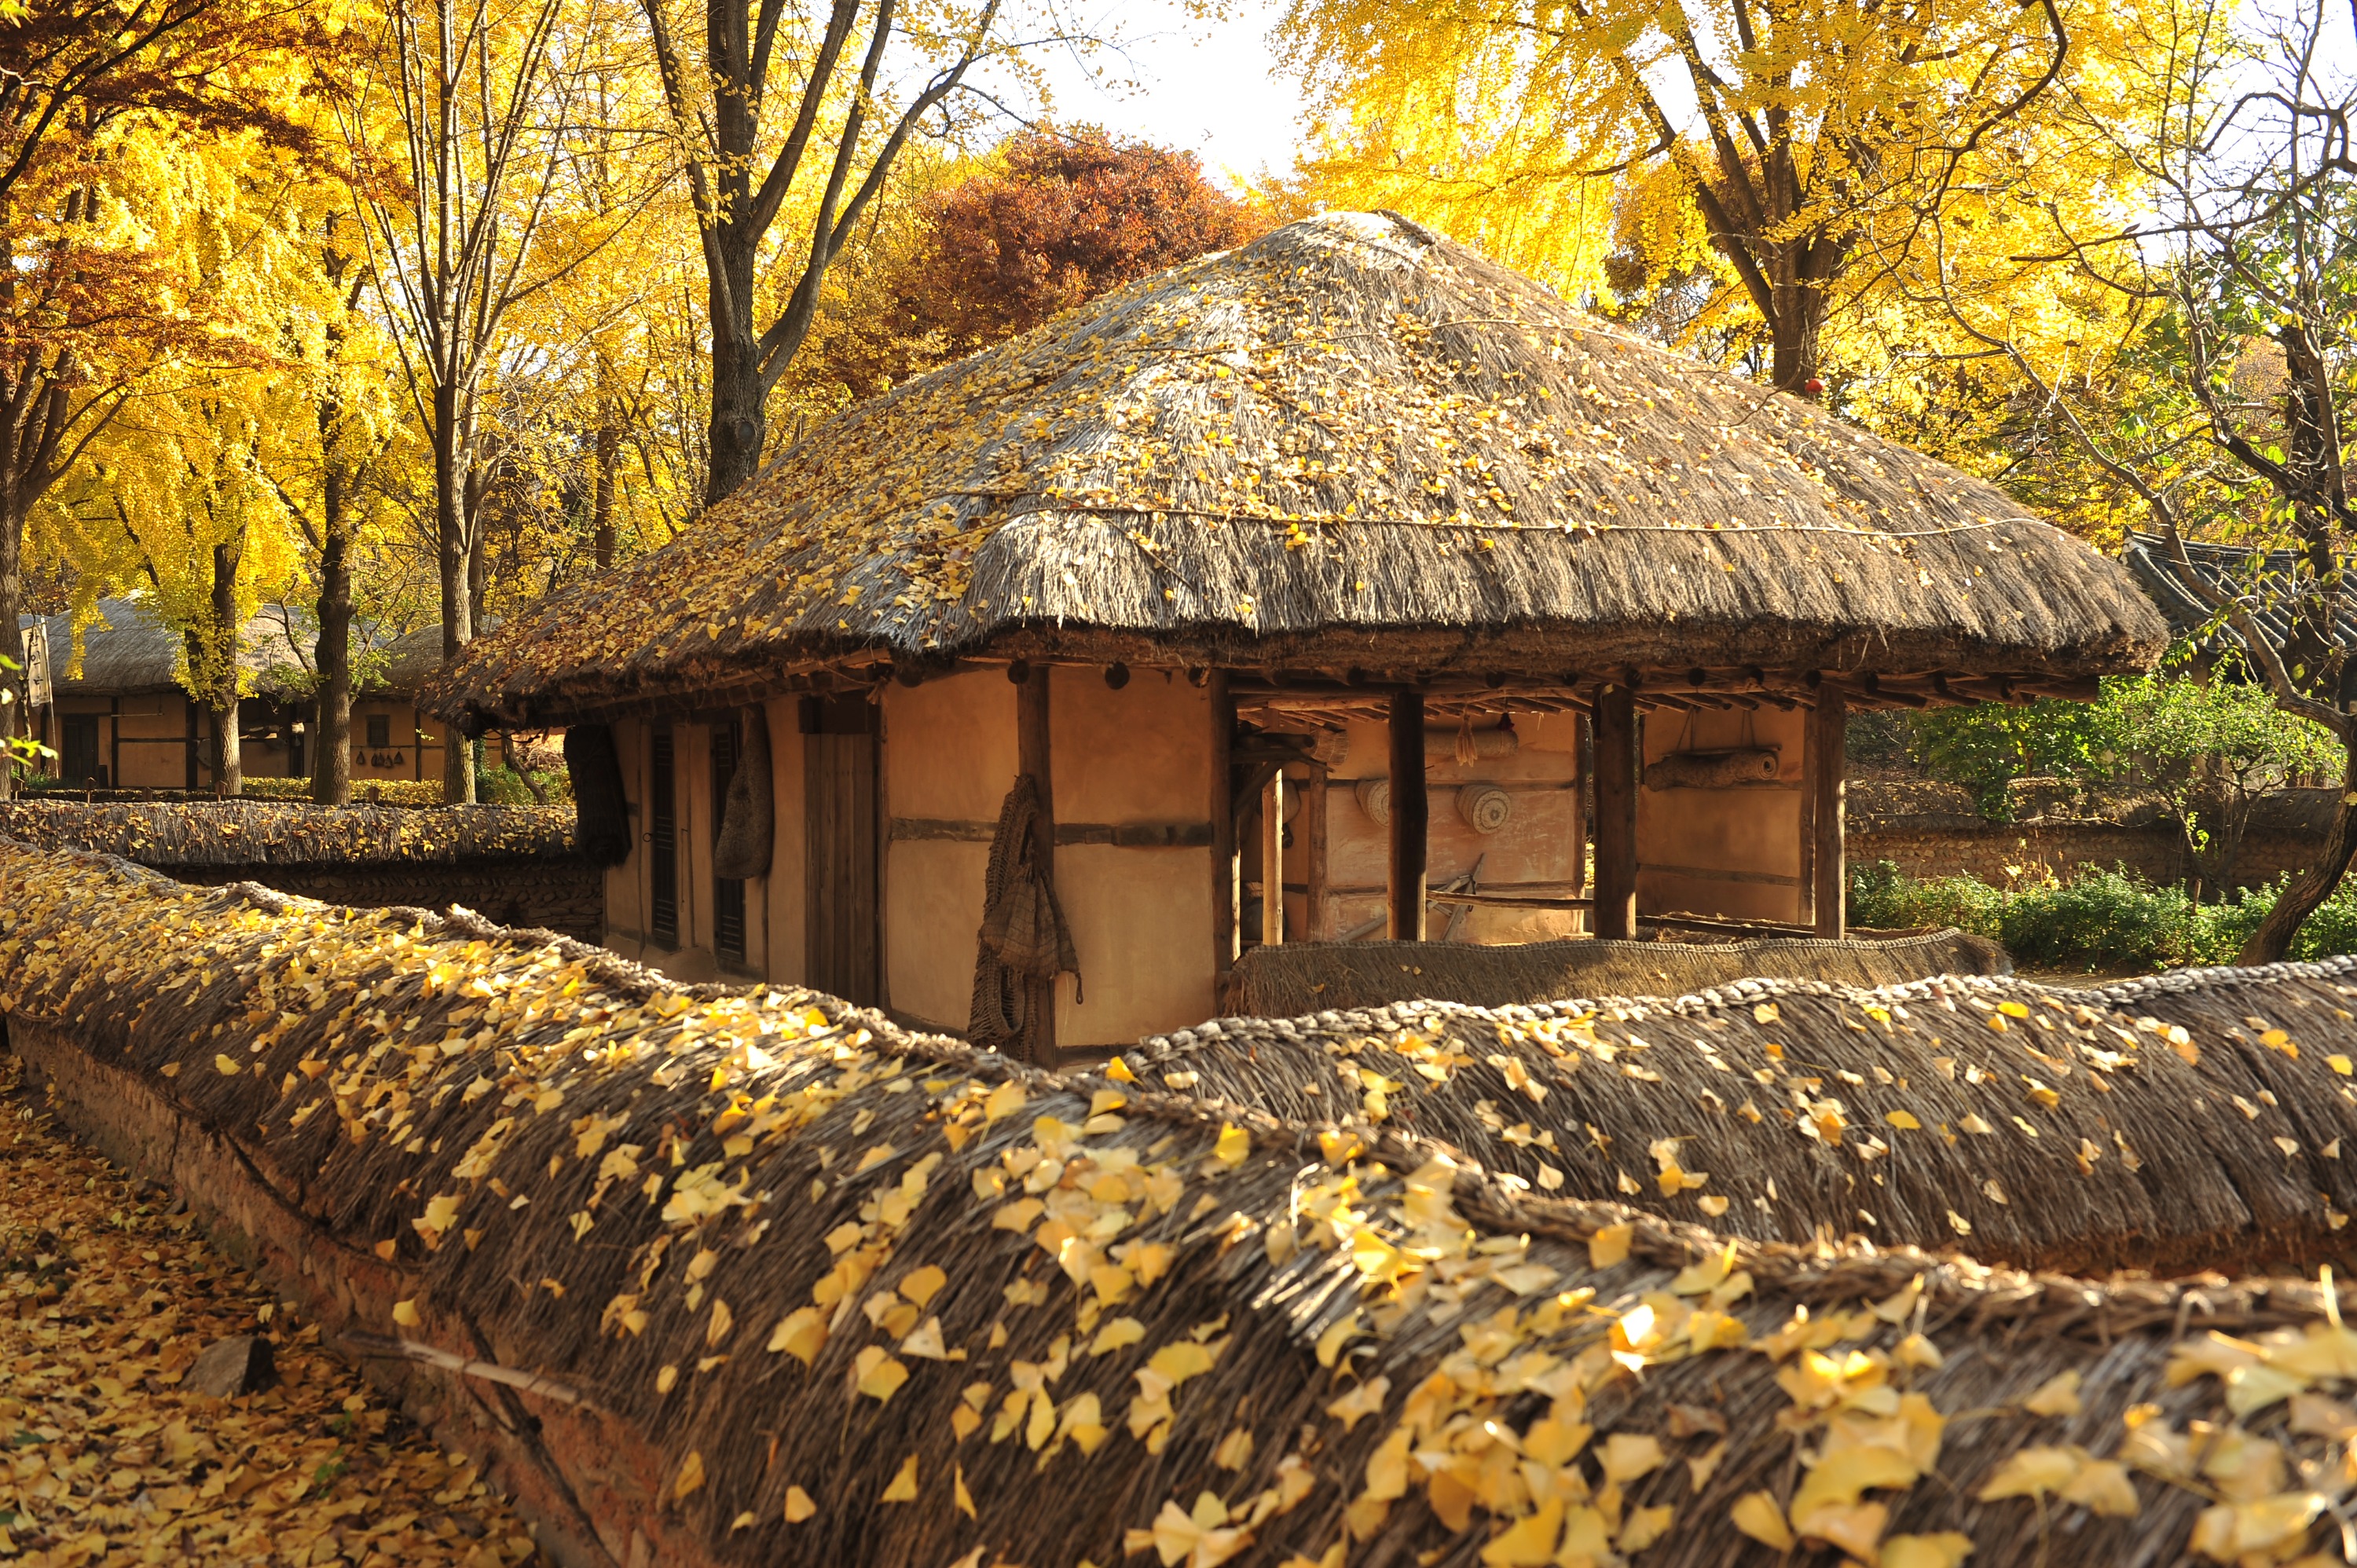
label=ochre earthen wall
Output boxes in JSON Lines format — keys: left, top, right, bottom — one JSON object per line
{"left": 1637, "top": 705, "right": 1806, "bottom": 925}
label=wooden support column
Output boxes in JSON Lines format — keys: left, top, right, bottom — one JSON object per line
{"left": 1387, "top": 687, "right": 1428, "bottom": 941}
{"left": 1811, "top": 690, "right": 1847, "bottom": 939}
{"left": 1592, "top": 684, "right": 1638, "bottom": 940}
{"left": 1017, "top": 666, "right": 1057, "bottom": 1058}
{"left": 1303, "top": 765, "right": 1329, "bottom": 941}
{"left": 1209, "top": 672, "right": 1237, "bottom": 976}
{"left": 1262, "top": 771, "right": 1285, "bottom": 946}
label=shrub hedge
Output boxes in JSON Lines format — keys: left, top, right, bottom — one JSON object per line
{"left": 1849, "top": 859, "right": 2357, "bottom": 970}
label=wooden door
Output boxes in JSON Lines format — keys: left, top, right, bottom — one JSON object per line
{"left": 803, "top": 698, "right": 878, "bottom": 1006}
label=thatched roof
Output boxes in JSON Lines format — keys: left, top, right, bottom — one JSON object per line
{"left": 0, "top": 801, "right": 577, "bottom": 865}
{"left": 1226, "top": 929, "right": 2010, "bottom": 1016}
{"left": 23, "top": 599, "right": 314, "bottom": 699}
{"left": 9, "top": 839, "right": 2357, "bottom": 1568}
{"left": 19, "top": 603, "right": 464, "bottom": 702}
{"left": 427, "top": 213, "right": 2166, "bottom": 726}
{"left": 1120, "top": 960, "right": 2357, "bottom": 1278}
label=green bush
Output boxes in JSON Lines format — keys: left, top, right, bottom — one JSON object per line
{"left": 1848, "top": 859, "right": 2357, "bottom": 972}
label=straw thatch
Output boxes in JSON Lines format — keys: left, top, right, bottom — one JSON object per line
{"left": 1226, "top": 930, "right": 2010, "bottom": 1016}
{"left": 24, "top": 599, "right": 316, "bottom": 698}
{"left": 425, "top": 213, "right": 2165, "bottom": 727}
{"left": 9, "top": 837, "right": 2357, "bottom": 1568}
{"left": 1119, "top": 963, "right": 2357, "bottom": 1278}
{"left": 0, "top": 800, "right": 577, "bottom": 866}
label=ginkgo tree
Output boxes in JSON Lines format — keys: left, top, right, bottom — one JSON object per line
{"left": 1280, "top": 0, "right": 2178, "bottom": 392}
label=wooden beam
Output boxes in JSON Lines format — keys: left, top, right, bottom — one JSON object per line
{"left": 1303, "top": 765, "right": 1329, "bottom": 941}
{"left": 1017, "top": 666, "right": 1056, "bottom": 1059}
{"left": 1810, "top": 690, "right": 1847, "bottom": 940}
{"left": 1387, "top": 687, "right": 1428, "bottom": 941}
{"left": 1262, "top": 769, "right": 1286, "bottom": 947}
{"left": 1591, "top": 684, "right": 1638, "bottom": 940}
{"left": 1209, "top": 672, "right": 1237, "bottom": 976}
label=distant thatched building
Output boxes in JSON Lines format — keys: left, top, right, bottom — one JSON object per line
{"left": 427, "top": 213, "right": 2166, "bottom": 1053}
{"left": 18, "top": 602, "right": 471, "bottom": 791}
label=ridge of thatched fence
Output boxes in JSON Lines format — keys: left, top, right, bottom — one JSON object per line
{"left": 7, "top": 838, "right": 2357, "bottom": 1567}
{"left": 1117, "top": 962, "right": 2357, "bottom": 1279}
{"left": 0, "top": 800, "right": 576, "bottom": 866}
{"left": 1223, "top": 929, "right": 2009, "bottom": 1016}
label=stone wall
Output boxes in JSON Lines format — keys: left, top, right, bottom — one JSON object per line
{"left": 1849, "top": 779, "right": 2333, "bottom": 893}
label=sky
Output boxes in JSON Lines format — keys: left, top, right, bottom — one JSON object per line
{"left": 1021, "top": 0, "right": 1309, "bottom": 191}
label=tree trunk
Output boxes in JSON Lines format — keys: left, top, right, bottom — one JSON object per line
{"left": 706, "top": 295, "right": 764, "bottom": 507}
{"left": 208, "top": 534, "right": 244, "bottom": 797}
{"left": 311, "top": 467, "right": 354, "bottom": 805}
{"left": 435, "top": 381, "right": 475, "bottom": 805}
{"left": 592, "top": 410, "right": 618, "bottom": 569}
{"left": 2239, "top": 738, "right": 2357, "bottom": 964}
{"left": 0, "top": 489, "right": 26, "bottom": 801}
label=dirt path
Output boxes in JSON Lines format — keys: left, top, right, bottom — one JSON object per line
{"left": 0, "top": 1056, "right": 541, "bottom": 1566}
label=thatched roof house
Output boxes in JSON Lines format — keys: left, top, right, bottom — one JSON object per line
{"left": 427, "top": 213, "right": 2167, "bottom": 1050}
{"left": 21, "top": 600, "right": 467, "bottom": 791}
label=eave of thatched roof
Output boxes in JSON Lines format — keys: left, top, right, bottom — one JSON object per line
{"left": 426, "top": 213, "right": 2167, "bottom": 726}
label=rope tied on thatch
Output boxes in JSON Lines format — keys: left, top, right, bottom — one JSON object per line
{"left": 970, "top": 774, "right": 1079, "bottom": 1059}
{"left": 16, "top": 837, "right": 2357, "bottom": 1568}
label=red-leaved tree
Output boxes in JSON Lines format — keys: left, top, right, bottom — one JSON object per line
{"left": 822, "top": 126, "right": 1266, "bottom": 399}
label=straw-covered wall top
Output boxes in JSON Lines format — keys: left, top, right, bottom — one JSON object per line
{"left": 427, "top": 213, "right": 2167, "bottom": 725}
{"left": 7, "top": 838, "right": 2357, "bottom": 1567}
{"left": 0, "top": 800, "right": 577, "bottom": 866}
{"left": 1120, "top": 962, "right": 2357, "bottom": 1278}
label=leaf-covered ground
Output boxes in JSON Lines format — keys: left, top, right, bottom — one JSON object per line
{"left": 0, "top": 1057, "right": 540, "bottom": 1566}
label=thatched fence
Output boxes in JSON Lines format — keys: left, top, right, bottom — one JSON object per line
{"left": 1224, "top": 929, "right": 2009, "bottom": 1016}
{"left": 6, "top": 837, "right": 2357, "bottom": 1568}
{"left": 1121, "top": 962, "right": 2357, "bottom": 1278}
{"left": 0, "top": 802, "right": 599, "bottom": 939}
{"left": 0, "top": 800, "right": 574, "bottom": 864}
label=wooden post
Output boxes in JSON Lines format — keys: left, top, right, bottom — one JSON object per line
{"left": 1017, "top": 666, "right": 1057, "bottom": 1058}
{"left": 1209, "top": 672, "right": 1237, "bottom": 976}
{"left": 1303, "top": 765, "right": 1329, "bottom": 941}
{"left": 1811, "top": 690, "right": 1847, "bottom": 939}
{"left": 1262, "top": 770, "right": 1285, "bottom": 946}
{"left": 1592, "top": 685, "right": 1638, "bottom": 940}
{"left": 1387, "top": 687, "right": 1428, "bottom": 941}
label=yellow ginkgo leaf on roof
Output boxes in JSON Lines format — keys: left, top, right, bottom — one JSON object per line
{"left": 783, "top": 1486, "right": 816, "bottom": 1522}
{"left": 881, "top": 1453, "right": 918, "bottom": 1502}
{"left": 1213, "top": 1123, "right": 1251, "bottom": 1166}
{"left": 2024, "top": 1369, "right": 2082, "bottom": 1417}
{"left": 1730, "top": 1491, "right": 1794, "bottom": 1550}
{"left": 855, "top": 1346, "right": 910, "bottom": 1402}
{"left": 1882, "top": 1532, "right": 1975, "bottom": 1568}
{"left": 1978, "top": 1445, "right": 2085, "bottom": 1501}
{"left": 899, "top": 1265, "right": 948, "bottom": 1306}
{"left": 1588, "top": 1222, "right": 1633, "bottom": 1269}
{"left": 673, "top": 1449, "right": 706, "bottom": 1500}
{"left": 1479, "top": 1497, "right": 1564, "bottom": 1565}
